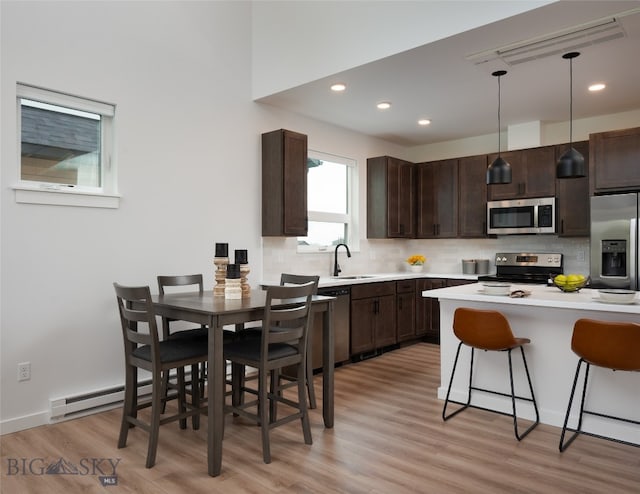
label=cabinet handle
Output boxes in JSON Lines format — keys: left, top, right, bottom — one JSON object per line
{"left": 399, "top": 297, "right": 403, "bottom": 310}
{"left": 374, "top": 300, "right": 379, "bottom": 314}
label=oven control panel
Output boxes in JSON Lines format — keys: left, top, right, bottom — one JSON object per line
{"left": 495, "top": 252, "right": 563, "bottom": 268}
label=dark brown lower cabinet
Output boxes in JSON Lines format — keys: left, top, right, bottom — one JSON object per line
{"left": 396, "top": 279, "right": 416, "bottom": 342}
{"left": 416, "top": 278, "right": 446, "bottom": 343}
{"left": 350, "top": 282, "right": 396, "bottom": 355}
{"left": 416, "top": 278, "right": 475, "bottom": 343}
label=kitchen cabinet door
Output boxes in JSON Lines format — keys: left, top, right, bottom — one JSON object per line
{"left": 487, "top": 146, "right": 556, "bottom": 200}
{"left": 350, "top": 282, "right": 397, "bottom": 355}
{"left": 458, "top": 155, "right": 488, "bottom": 237}
{"left": 396, "top": 280, "right": 416, "bottom": 342}
{"left": 262, "top": 129, "right": 308, "bottom": 236}
{"left": 415, "top": 278, "right": 446, "bottom": 343}
{"left": 556, "top": 140, "right": 590, "bottom": 237}
{"left": 590, "top": 126, "right": 640, "bottom": 193}
{"left": 350, "top": 298, "right": 376, "bottom": 354}
{"left": 367, "top": 156, "right": 416, "bottom": 238}
{"left": 375, "top": 295, "right": 397, "bottom": 348}
{"left": 416, "top": 159, "right": 458, "bottom": 238}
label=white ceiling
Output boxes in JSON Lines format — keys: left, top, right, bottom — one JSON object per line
{"left": 257, "top": 1, "right": 640, "bottom": 147}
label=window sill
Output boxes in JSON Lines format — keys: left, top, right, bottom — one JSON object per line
{"left": 13, "top": 185, "right": 120, "bottom": 209}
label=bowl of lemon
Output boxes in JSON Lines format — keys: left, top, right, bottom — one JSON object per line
{"left": 553, "top": 274, "right": 589, "bottom": 292}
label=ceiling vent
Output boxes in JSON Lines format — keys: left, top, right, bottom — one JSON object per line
{"left": 466, "top": 9, "right": 639, "bottom": 68}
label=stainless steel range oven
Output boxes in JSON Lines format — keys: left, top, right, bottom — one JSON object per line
{"left": 477, "top": 252, "right": 563, "bottom": 284}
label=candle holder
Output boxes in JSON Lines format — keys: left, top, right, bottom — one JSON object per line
{"left": 240, "top": 264, "right": 251, "bottom": 298}
{"left": 225, "top": 263, "right": 242, "bottom": 300}
{"left": 213, "top": 257, "right": 229, "bottom": 297}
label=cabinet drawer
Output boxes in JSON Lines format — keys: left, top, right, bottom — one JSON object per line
{"left": 351, "top": 281, "right": 396, "bottom": 299}
{"left": 396, "top": 279, "right": 416, "bottom": 293}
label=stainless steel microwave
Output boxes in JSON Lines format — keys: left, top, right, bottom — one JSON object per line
{"left": 487, "top": 197, "right": 556, "bottom": 235}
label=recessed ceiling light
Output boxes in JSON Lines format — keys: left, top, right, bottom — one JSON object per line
{"left": 588, "top": 83, "right": 606, "bottom": 92}
{"left": 377, "top": 102, "right": 391, "bottom": 110}
{"left": 330, "top": 83, "right": 346, "bottom": 92}
{"left": 418, "top": 119, "right": 431, "bottom": 126}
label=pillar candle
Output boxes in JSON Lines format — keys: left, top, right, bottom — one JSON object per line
{"left": 226, "top": 263, "right": 241, "bottom": 279}
{"left": 215, "top": 242, "right": 228, "bottom": 257}
{"left": 235, "top": 249, "right": 248, "bottom": 265}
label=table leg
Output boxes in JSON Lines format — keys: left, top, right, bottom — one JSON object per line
{"left": 208, "top": 320, "right": 224, "bottom": 476}
{"left": 322, "top": 301, "right": 335, "bottom": 428}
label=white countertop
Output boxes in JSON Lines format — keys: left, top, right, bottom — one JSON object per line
{"left": 261, "top": 272, "right": 478, "bottom": 289}
{"left": 317, "top": 272, "right": 477, "bottom": 288}
{"left": 422, "top": 282, "right": 640, "bottom": 314}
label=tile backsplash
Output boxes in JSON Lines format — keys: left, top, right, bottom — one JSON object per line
{"left": 262, "top": 236, "right": 590, "bottom": 281}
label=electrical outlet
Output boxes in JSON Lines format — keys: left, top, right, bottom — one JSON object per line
{"left": 18, "top": 362, "right": 30, "bottom": 382}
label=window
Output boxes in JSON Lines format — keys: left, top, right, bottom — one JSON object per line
{"left": 297, "top": 151, "right": 358, "bottom": 252}
{"left": 14, "top": 83, "right": 118, "bottom": 208}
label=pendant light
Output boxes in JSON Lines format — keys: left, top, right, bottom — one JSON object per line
{"left": 557, "top": 51, "right": 586, "bottom": 178}
{"left": 487, "top": 70, "right": 512, "bottom": 184}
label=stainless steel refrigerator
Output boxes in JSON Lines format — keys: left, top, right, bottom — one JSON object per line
{"left": 590, "top": 193, "right": 639, "bottom": 289}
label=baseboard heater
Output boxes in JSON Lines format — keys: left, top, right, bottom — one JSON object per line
{"left": 50, "top": 366, "right": 219, "bottom": 422}
{"left": 49, "top": 379, "right": 156, "bottom": 422}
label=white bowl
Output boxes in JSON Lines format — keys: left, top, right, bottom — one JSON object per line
{"left": 482, "top": 282, "right": 511, "bottom": 296}
{"left": 598, "top": 289, "right": 637, "bottom": 304}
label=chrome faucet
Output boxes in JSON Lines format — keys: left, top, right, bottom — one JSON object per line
{"left": 333, "top": 243, "right": 351, "bottom": 277}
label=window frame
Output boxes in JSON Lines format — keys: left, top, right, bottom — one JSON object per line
{"left": 13, "top": 83, "right": 119, "bottom": 208}
{"left": 297, "top": 150, "right": 359, "bottom": 253}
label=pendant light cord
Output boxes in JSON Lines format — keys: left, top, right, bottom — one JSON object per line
{"left": 497, "top": 74, "right": 502, "bottom": 156}
{"left": 491, "top": 70, "right": 506, "bottom": 157}
{"left": 569, "top": 56, "right": 573, "bottom": 146}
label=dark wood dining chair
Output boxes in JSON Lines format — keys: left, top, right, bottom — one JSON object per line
{"left": 559, "top": 318, "right": 640, "bottom": 451}
{"left": 442, "top": 307, "right": 539, "bottom": 440}
{"left": 157, "top": 274, "right": 236, "bottom": 424}
{"left": 238, "top": 273, "right": 320, "bottom": 409}
{"left": 113, "top": 283, "right": 208, "bottom": 468}
{"left": 224, "top": 282, "right": 315, "bottom": 464}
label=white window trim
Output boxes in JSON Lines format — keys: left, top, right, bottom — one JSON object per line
{"left": 14, "top": 83, "right": 119, "bottom": 208}
{"left": 298, "top": 150, "right": 359, "bottom": 253}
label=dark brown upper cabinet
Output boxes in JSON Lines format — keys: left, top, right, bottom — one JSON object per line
{"left": 367, "top": 156, "right": 416, "bottom": 238}
{"left": 590, "top": 126, "right": 640, "bottom": 194}
{"left": 458, "top": 154, "right": 489, "bottom": 237}
{"left": 487, "top": 145, "right": 556, "bottom": 200}
{"left": 416, "top": 159, "right": 458, "bottom": 238}
{"left": 556, "top": 140, "right": 590, "bottom": 237}
{"left": 262, "top": 129, "right": 308, "bottom": 237}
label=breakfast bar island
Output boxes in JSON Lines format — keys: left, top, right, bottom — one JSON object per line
{"left": 423, "top": 282, "right": 640, "bottom": 445}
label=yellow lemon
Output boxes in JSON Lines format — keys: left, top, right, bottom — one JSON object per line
{"left": 566, "top": 274, "right": 581, "bottom": 284}
{"left": 554, "top": 275, "right": 567, "bottom": 285}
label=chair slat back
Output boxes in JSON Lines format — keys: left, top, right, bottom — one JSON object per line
{"left": 280, "top": 273, "right": 319, "bottom": 294}
{"left": 453, "top": 307, "right": 517, "bottom": 350}
{"left": 157, "top": 274, "right": 205, "bottom": 337}
{"left": 114, "top": 283, "right": 160, "bottom": 358}
{"left": 157, "top": 274, "right": 204, "bottom": 295}
{"left": 572, "top": 318, "right": 640, "bottom": 371}
{"left": 262, "top": 282, "right": 315, "bottom": 351}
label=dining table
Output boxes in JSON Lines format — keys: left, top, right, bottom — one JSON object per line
{"left": 151, "top": 289, "right": 336, "bottom": 477}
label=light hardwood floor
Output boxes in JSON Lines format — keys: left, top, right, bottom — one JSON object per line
{"left": 2, "top": 343, "right": 639, "bottom": 493}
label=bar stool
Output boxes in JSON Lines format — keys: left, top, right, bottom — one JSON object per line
{"left": 559, "top": 318, "right": 640, "bottom": 451}
{"left": 442, "top": 307, "right": 539, "bottom": 440}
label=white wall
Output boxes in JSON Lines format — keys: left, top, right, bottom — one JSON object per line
{"left": 251, "top": 0, "right": 552, "bottom": 99}
{"left": 0, "top": 0, "right": 409, "bottom": 433}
